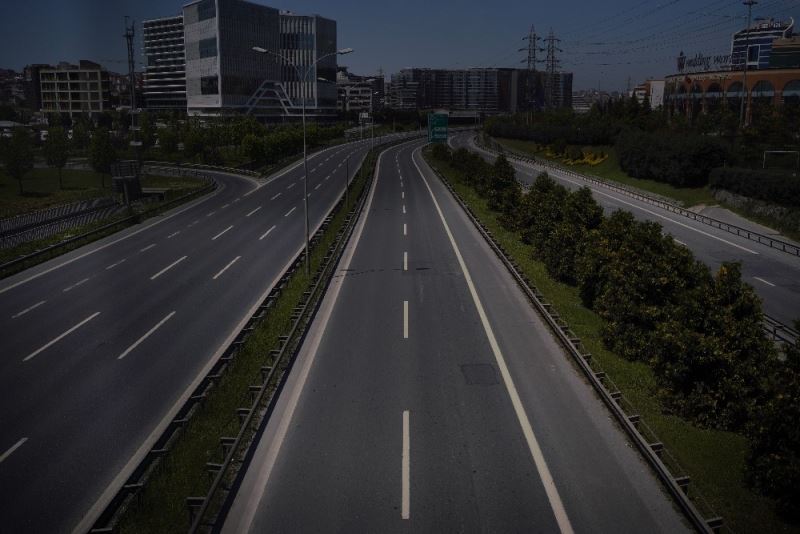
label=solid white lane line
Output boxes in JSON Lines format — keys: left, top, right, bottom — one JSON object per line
{"left": 402, "top": 410, "right": 411, "bottom": 520}
{"left": 271, "top": 192, "right": 282, "bottom": 200}
{"left": 404, "top": 251, "right": 408, "bottom": 271}
{"left": 167, "top": 231, "right": 180, "bottom": 239}
{"left": 413, "top": 149, "right": 574, "bottom": 534}
{"left": 315, "top": 183, "right": 321, "bottom": 190}
{"left": 213, "top": 256, "right": 241, "bottom": 280}
{"left": 259, "top": 225, "right": 277, "bottom": 241}
{"left": 212, "top": 225, "right": 234, "bottom": 241}
{"left": 23, "top": 312, "right": 101, "bottom": 362}
{"left": 246, "top": 206, "right": 262, "bottom": 217}
{"left": 402, "top": 205, "right": 406, "bottom": 214}
{"left": 0, "top": 438, "right": 27, "bottom": 464}
{"left": 284, "top": 207, "right": 296, "bottom": 217}
{"left": 403, "top": 223, "right": 407, "bottom": 236}
{"left": 63, "top": 277, "right": 90, "bottom": 292}
{"left": 287, "top": 183, "right": 296, "bottom": 190}
{"left": 12, "top": 300, "right": 46, "bottom": 319}
{"left": 106, "top": 259, "right": 126, "bottom": 270}
{"left": 754, "top": 276, "right": 776, "bottom": 287}
{"left": 117, "top": 311, "right": 176, "bottom": 360}
{"left": 403, "top": 300, "right": 409, "bottom": 339}
{"left": 151, "top": 255, "right": 188, "bottom": 280}
{"left": 140, "top": 244, "right": 156, "bottom": 252}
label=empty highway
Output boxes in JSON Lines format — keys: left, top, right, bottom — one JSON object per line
{"left": 222, "top": 139, "right": 688, "bottom": 533}
{"left": 0, "top": 134, "right": 412, "bottom": 533}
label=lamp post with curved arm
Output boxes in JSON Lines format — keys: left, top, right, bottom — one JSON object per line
{"left": 252, "top": 45, "right": 353, "bottom": 274}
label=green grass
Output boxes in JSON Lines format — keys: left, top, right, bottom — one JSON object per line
{"left": 494, "top": 137, "right": 718, "bottom": 208}
{"left": 116, "top": 149, "right": 377, "bottom": 534}
{"left": 424, "top": 147, "right": 798, "bottom": 534}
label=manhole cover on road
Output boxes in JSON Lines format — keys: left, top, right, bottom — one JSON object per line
{"left": 460, "top": 364, "right": 499, "bottom": 385}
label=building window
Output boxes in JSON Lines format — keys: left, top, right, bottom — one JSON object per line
{"left": 199, "top": 37, "right": 218, "bottom": 59}
{"left": 201, "top": 75, "right": 218, "bottom": 95}
{"left": 197, "top": 0, "right": 216, "bottom": 21}
{"left": 747, "top": 45, "right": 760, "bottom": 64}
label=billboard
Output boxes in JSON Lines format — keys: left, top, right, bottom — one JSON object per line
{"left": 428, "top": 112, "right": 448, "bottom": 143}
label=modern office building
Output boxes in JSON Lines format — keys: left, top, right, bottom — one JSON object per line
{"left": 181, "top": 0, "right": 338, "bottom": 119}
{"left": 386, "top": 67, "right": 572, "bottom": 114}
{"left": 731, "top": 18, "right": 794, "bottom": 71}
{"left": 336, "top": 67, "right": 384, "bottom": 113}
{"left": 143, "top": 14, "right": 187, "bottom": 110}
{"left": 39, "top": 60, "right": 110, "bottom": 119}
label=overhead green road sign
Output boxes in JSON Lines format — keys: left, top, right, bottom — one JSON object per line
{"left": 428, "top": 113, "right": 449, "bottom": 143}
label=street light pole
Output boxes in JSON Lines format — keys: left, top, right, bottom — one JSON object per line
{"left": 252, "top": 45, "right": 353, "bottom": 275}
{"left": 739, "top": 0, "right": 757, "bottom": 128}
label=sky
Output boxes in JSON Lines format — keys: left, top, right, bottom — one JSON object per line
{"left": 0, "top": 0, "right": 798, "bottom": 91}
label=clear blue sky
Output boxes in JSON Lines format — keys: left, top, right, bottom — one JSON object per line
{"left": 1, "top": 0, "right": 797, "bottom": 91}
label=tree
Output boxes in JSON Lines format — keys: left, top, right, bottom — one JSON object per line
{"left": 89, "top": 128, "right": 116, "bottom": 188}
{"left": 44, "top": 126, "right": 69, "bottom": 189}
{"left": 2, "top": 128, "right": 34, "bottom": 195}
{"left": 138, "top": 112, "right": 156, "bottom": 150}
{"left": 158, "top": 127, "right": 178, "bottom": 155}
{"left": 241, "top": 133, "right": 265, "bottom": 166}
{"left": 71, "top": 117, "right": 91, "bottom": 151}
{"left": 746, "top": 339, "right": 800, "bottom": 520}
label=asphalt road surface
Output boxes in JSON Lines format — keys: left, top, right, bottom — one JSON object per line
{"left": 222, "top": 140, "right": 689, "bottom": 533}
{"left": 0, "top": 134, "right": 414, "bottom": 533}
{"left": 451, "top": 132, "right": 800, "bottom": 328}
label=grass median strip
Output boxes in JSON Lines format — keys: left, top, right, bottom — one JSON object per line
{"left": 423, "top": 147, "right": 793, "bottom": 534}
{"left": 115, "top": 147, "right": 379, "bottom": 534}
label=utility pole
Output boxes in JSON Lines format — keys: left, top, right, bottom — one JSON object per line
{"left": 739, "top": 0, "right": 757, "bottom": 128}
{"left": 543, "top": 29, "right": 562, "bottom": 110}
{"left": 124, "top": 17, "right": 139, "bottom": 153}
{"left": 520, "top": 25, "right": 542, "bottom": 123}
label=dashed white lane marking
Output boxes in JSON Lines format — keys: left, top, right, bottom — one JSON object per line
{"left": 211, "top": 225, "right": 234, "bottom": 241}
{"left": 246, "top": 206, "right": 262, "bottom": 217}
{"left": 106, "top": 259, "right": 126, "bottom": 270}
{"left": 233, "top": 197, "right": 241, "bottom": 202}
{"left": 315, "top": 183, "right": 321, "bottom": 190}
{"left": 403, "top": 223, "right": 407, "bottom": 236}
{"left": 63, "top": 277, "right": 90, "bottom": 292}
{"left": 287, "top": 183, "right": 296, "bottom": 190}
{"left": 402, "top": 191, "right": 404, "bottom": 199}
{"left": 140, "top": 244, "right": 156, "bottom": 252}
{"left": 414, "top": 147, "right": 575, "bottom": 534}
{"left": 222, "top": 203, "right": 230, "bottom": 209}
{"left": 151, "top": 255, "right": 188, "bottom": 280}
{"left": 402, "top": 410, "right": 410, "bottom": 520}
{"left": 403, "top": 300, "right": 409, "bottom": 339}
{"left": 403, "top": 251, "right": 408, "bottom": 271}
{"left": 0, "top": 438, "right": 28, "bottom": 464}
{"left": 167, "top": 231, "right": 180, "bottom": 239}
{"left": 754, "top": 276, "right": 776, "bottom": 287}
{"left": 285, "top": 207, "right": 296, "bottom": 217}
{"left": 206, "top": 211, "right": 216, "bottom": 217}
{"left": 23, "top": 312, "right": 101, "bottom": 362}
{"left": 673, "top": 238, "right": 687, "bottom": 247}
{"left": 402, "top": 205, "right": 406, "bottom": 214}
{"left": 271, "top": 192, "right": 282, "bottom": 200}
{"left": 117, "top": 311, "right": 176, "bottom": 360}
{"left": 259, "top": 225, "right": 276, "bottom": 241}
{"left": 213, "top": 256, "right": 241, "bottom": 280}
{"left": 12, "top": 300, "right": 46, "bottom": 319}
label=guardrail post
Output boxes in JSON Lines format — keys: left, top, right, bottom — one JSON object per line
{"left": 186, "top": 497, "right": 205, "bottom": 526}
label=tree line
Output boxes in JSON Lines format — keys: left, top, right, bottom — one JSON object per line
{"left": 430, "top": 144, "right": 800, "bottom": 520}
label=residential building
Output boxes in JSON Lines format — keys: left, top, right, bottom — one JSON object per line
{"left": 631, "top": 79, "right": 665, "bottom": 109}
{"left": 143, "top": 14, "right": 187, "bottom": 110}
{"left": 336, "top": 67, "right": 383, "bottom": 113}
{"left": 39, "top": 60, "right": 110, "bottom": 119}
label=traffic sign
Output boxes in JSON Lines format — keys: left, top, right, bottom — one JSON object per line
{"left": 428, "top": 113, "right": 448, "bottom": 143}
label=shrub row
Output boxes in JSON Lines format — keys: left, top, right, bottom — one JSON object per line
{"left": 615, "top": 129, "right": 729, "bottom": 187}
{"left": 709, "top": 167, "right": 800, "bottom": 208}
{"left": 433, "top": 145, "right": 800, "bottom": 520}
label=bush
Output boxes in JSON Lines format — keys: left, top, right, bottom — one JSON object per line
{"left": 709, "top": 167, "right": 800, "bottom": 207}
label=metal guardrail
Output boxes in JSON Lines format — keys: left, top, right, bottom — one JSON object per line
{"left": 763, "top": 315, "right": 799, "bottom": 345}
{"left": 477, "top": 136, "right": 800, "bottom": 258}
{"left": 428, "top": 161, "right": 725, "bottom": 534}
{"left": 85, "top": 135, "right": 419, "bottom": 534}
{"left": 0, "top": 178, "right": 216, "bottom": 275}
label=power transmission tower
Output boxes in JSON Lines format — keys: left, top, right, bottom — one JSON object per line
{"left": 124, "top": 16, "right": 140, "bottom": 150}
{"left": 543, "top": 29, "right": 562, "bottom": 110}
{"left": 519, "top": 25, "right": 542, "bottom": 120}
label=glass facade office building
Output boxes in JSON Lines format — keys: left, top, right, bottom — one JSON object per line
{"left": 183, "top": 0, "right": 337, "bottom": 118}
{"left": 143, "top": 15, "right": 187, "bottom": 110}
